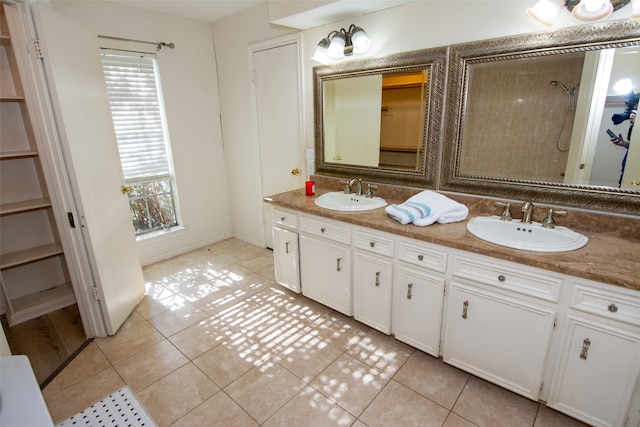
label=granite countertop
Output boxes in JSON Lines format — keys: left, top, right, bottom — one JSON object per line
{"left": 265, "top": 187, "right": 639, "bottom": 292}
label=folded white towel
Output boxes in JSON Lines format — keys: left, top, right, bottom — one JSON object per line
{"left": 386, "top": 190, "right": 469, "bottom": 226}
{"left": 385, "top": 201, "right": 431, "bottom": 225}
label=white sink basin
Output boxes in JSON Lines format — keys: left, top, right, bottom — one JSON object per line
{"left": 315, "top": 192, "right": 387, "bottom": 212}
{"left": 467, "top": 215, "right": 588, "bottom": 252}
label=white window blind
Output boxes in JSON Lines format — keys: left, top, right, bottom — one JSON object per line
{"left": 101, "top": 50, "right": 170, "bottom": 181}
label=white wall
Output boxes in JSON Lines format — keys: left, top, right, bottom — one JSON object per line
{"left": 214, "top": 1, "right": 631, "bottom": 245}
{"left": 50, "top": 1, "right": 232, "bottom": 265}
{"left": 211, "top": 2, "right": 298, "bottom": 247}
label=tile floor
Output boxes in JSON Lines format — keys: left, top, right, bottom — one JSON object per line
{"left": 43, "top": 238, "right": 589, "bottom": 427}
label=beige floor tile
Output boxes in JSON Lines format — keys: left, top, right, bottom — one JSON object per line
{"left": 114, "top": 340, "right": 188, "bottom": 392}
{"left": 225, "top": 361, "right": 306, "bottom": 423}
{"left": 263, "top": 386, "right": 355, "bottom": 427}
{"left": 172, "top": 391, "right": 259, "bottom": 427}
{"left": 346, "top": 328, "right": 414, "bottom": 376}
{"left": 136, "top": 363, "right": 219, "bottom": 427}
{"left": 272, "top": 331, "right": 342, "bottom": 383}
{"left": 193, "top": 335, "right": 270, "bottom": 388}
{"left": 43, "top": 342, "right": 111, "bottom": 398}
{"left": 95, "top": 321, "right": 165, "bottom": 364}
{"left": 168, "top": 315, "right": 236, "bottom": 359}
{"left": 147, "top": 294, "right": 209, "bottom": 337}
{"left": 308, "top": 311, "right": 371, "bottom": 351}
{"left": 45, "top": 367, "right": 125, "bottom": 424}
{"left": 119, "top": 309, "right": 146, "bottom": 331}
{"left": 283, "top": 296, "right": 332, "bottom": 326}
{"left": 394, "top": 351, "right": 469, "bottom": 409}
{"left": 534, "top": 404, "right": 590, "bottom": 427}
{"left": 443, "top": 412, "right": 479, "bottom": 427}
{"left": 452, "top": 376, "right": 538, "bottom": 427}
{"left": 310, "top": 353, "right": 390, "bottom": 417}
{"left": 359, "top": 380, "right": 450, "bottom": 427}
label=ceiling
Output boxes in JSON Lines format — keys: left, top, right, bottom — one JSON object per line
{"left": 105, "top": 0, "right": 415, "bottom": 27}
{"left": 110, "top": 0, "right": 263, "bottom": 23}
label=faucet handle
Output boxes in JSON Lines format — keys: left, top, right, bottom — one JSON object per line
{"left": 542, "top": 208, "right": 567, "bottom": 229}
{"left": 494, "top": 201, "right": 512, "bottom": 221}
{"left": 341, "top": 179, "right": 352, "bottom": 194}
{"left": 365, "top": 183, "right": 378, "bottom": 198}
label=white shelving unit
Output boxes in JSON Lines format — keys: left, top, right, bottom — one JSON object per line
{"left": 0, "top": 4, "right": 76, "bottom": 325}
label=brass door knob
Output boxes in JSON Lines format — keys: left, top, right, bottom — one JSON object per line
{"left": 291, "top": 168, "right": 300, "bottom": 176}
{"left": 121, "top": 185, "right": 132, "bottom": 194}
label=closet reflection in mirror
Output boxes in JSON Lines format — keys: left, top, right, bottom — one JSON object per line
{"left": 323, "top": 70, "right": 427, "bottom": 170}
{"left": 457, "top": 45, "right": 639, "bottom": 190}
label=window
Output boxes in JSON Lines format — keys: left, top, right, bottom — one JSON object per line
{"left": 100, "top": 49, "right": 178, "bottom": 235}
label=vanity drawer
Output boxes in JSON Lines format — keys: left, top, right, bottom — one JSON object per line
{"left": 451, "top": 254, "right": 563, "bottom": 302}
{"left": 397, "top": 239, "right": 448, "bottom": 274}
{"left": 571, "top": 281, "right": 640, "bottom": 327}
{"left": 354, "top": 228, "right": 395, "bottom": 257}
{"left": 300, "top": 214, "right": 351, "bottom": 245}
{"left": 272, "top": 208, "right": 299, "bottom": 229}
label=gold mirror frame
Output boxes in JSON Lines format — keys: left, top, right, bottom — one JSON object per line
{"left": 441, "top": 21, "right": 640, "bottom": 215}
{"left": 314, "top": 47, "right": 447, "bottom": 187}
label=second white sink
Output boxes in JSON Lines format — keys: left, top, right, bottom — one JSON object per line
{"left": 467, "top": 215, "right": 588, "bottom": 252}
{"left": 315, "top": 192, "right": 387, "bottom": 212}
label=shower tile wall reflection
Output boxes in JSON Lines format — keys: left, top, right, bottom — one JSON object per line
{"left": 460, "top": 53, "right": 584, "bottom": 182}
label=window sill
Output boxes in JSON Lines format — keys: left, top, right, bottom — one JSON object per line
{"left": 136, "top": 226, "right": 186, "bottom": 245}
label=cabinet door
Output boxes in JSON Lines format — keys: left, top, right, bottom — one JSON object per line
{"left": 272, "top": 227, "right": 300, "bottom": 293}
{"left": 393, "top": 263, "right": 445, "bottom": 356}
{"left": 299, "top": 235, "right": 351, "bottom": 315}
{"left": 547, "top": 313, "right": 640, "bottom": 427}
{"left": 444, "top": 282, "right": 556, "bottom": 399}
{"left": 353, "top": 250, "right": 393, "bottom": 334}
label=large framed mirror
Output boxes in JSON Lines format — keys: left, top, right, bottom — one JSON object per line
{"left": 314, "top": 47, "right": 447, "bottom": 187}
{"left": 442, "top": 21, "right": 640, "bottom": 215}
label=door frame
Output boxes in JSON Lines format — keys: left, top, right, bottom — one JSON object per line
{"left": 248, "top": 33, "right": 305, "bottom": 248}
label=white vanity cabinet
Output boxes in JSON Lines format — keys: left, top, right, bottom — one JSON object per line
{"left": 299, "top": 214, "right": 352, "bottom": 315}
{"left": 443, "top": 253, "right": 560, "bottom": 400}
{"left": 546, "top": 279, "right": 640, "bottom": 427}
{"left": 271, "top": 208, "right": 300, "bottom": 293}
{"left": 353, "top": 228, "right": 395, "bottom": 334}
{"left": 392, "top": 238, "right": 447, "bottom": 356}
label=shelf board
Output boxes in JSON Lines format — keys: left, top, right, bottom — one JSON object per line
{"left": 5, "top": 283, "right": 76, "bottom": 326}
{"left": 0, "top": 149, "right": 38, "bottom": 159}
{"left": 0, "top": 198, "right": 51, "bottom": 215}
{"left": 0, "top": 95, "right": 24, "bottom": 102}
{"left": 0, "top": 242, "right": 63, "bottom": 269}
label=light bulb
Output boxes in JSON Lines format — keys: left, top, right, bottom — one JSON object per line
{"left": 351, "top": 28, "right": 371, "bottom": 55}
{"left": 527, "top": 0, "right": 564, "bottom": 26}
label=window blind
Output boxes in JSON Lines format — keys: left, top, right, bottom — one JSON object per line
{"left": 101, "top": 50, "right": 170, "bottom": 181}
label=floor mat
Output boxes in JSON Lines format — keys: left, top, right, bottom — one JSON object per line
{"left": 55, "top": 386, "right": 157, "bottom": 427}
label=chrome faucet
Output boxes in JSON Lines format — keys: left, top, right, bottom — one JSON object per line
{"left": 542, "top": 208, "right": 567, "bottom": 229}
{"left": 346, "top": 178, "right": 363, "bottom": 196}
{"left": 521, "top": 201, "right": 534, "bottom": 224}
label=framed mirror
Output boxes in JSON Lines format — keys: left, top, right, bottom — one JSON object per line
{"left": 314, "top": 47, "right": 447, "bottom": 187}
{"left": 442, "top": 21, "right": 640, "bottom": 215}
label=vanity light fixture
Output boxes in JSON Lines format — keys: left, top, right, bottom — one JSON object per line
{"left": 527, "top": 0, "right": 636, "bottom": 26}
{"left": 311, "top": 24, "right": 372, "bottom": 64}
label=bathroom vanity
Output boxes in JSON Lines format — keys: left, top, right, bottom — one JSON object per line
{"left": 267, "top": 187, "right": 640, "bottom": 427}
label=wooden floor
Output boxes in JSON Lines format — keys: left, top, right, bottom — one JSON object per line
{"left": 1, "top": 303, "right": 87, "bottom": 386}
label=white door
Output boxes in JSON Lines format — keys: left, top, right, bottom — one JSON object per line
{"left": 251, "top": 37, "right": 304, "bottom": 248}
{"left": 31, "top": 5, "right": 145, "bottom": 336}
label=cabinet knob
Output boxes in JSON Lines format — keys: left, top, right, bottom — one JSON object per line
{"left": 407, "top": 283, "right": 413, "bottom": 299}
{"left": 281, "top": 216, "right": 286, "bottom": 222}
{"left": 608, "top": 304, "right": 618, "bottom": 313}
{"left": 417, "top": 254, "right": 424, "bottom": 261}
{"left": 321, "top": 227, "right": 326, "bottom": 233}
{"left": 370, "top": 241, "right": 375, "bottom": 247}
{"left": 462, "top": 300, "right": 469, "bottom": 319}
{"left": 375, "top": 271, "right": 380, "bottom": 287}
{"left": 336, "top": 257, "right": 342, "bottom": 272}
{"left": 498, "top": 275, "right": 506, "bottom": 282}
